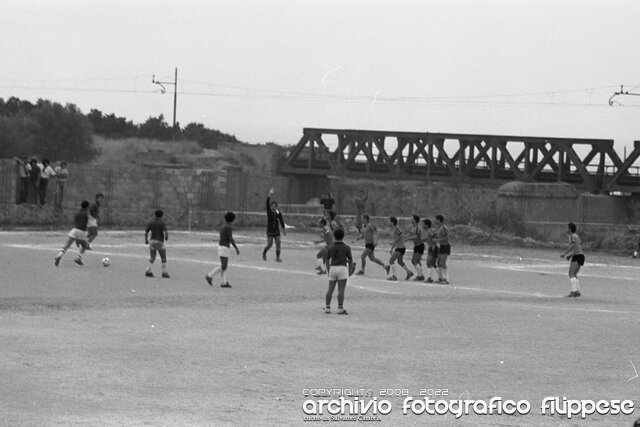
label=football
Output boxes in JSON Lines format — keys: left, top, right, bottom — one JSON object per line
{"left": 102, "top": 257, "right": 111, "bottom": 267}
{"left": 633, "top": 251, "right": 638, "bottom": 259}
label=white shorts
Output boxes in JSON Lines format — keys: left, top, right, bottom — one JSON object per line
{"left": 328, "top": 265, "right": 348, "bottom": 281}
{"left": 88, "top": 217, "right": 98, "bottom": 227}
{"left": 68, "top": 228, "right": 87, "bottom": 241}
{"left": 217, "top": 245, "right": 230, "bottom": 258}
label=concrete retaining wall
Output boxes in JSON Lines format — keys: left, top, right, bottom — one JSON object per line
{"left": 2, "top": 156, "right": 639, "bottom": 243}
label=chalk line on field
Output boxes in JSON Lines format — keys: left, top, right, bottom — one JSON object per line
{"left": 492, "top": 265, "right": 638, "bottom": 282}
{"left": 3, "top": 243, "right": 639, "bottom": 315}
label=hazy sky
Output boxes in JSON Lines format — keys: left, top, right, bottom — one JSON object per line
{"left": 2, "top": 0, "right": 640, "bottom": 151}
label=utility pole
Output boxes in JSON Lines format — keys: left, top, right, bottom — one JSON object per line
{"left": 609, "top": 85, "right": 640, "bottom": 106}
{"left": 152, "top": 67, "right": 178, "bottom": 138}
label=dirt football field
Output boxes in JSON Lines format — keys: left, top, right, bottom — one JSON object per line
{"left": 1, "top": 228, "right": 639, "bottom": 426}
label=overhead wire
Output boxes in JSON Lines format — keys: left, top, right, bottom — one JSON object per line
{"left": 0, "top": 75, "right": 637, "bottom": 108}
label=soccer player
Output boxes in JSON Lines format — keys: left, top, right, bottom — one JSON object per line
{"left": 356, "top": 214, "right": 386, "bottom": 275}
{"left": 387, "top": 216, "right": 414, "bottom": 281}
{"left": 320, "top": 192, "right": 335, "bottom": 216}
{"left": 87, "top": 193, "right": 104, "bottom": 249}
{"left": 314, "top": 218, "right": 334, "bottom": 275}
{"left": 205, "top": 211, "right": 240, "bottom": 288}
{"left": 324, "top": 228, "right": 354, "bottom": 315}
{"left": 54, "top": 200, "right": 91, "bottom": 266}
{"left": 422, "top": 219, "right": 438, "bottom": 283}
{"left": 405, "top": 214, "right": 426, "bottom": 281}
{"left": 144, "top": 209, "right": 170, "bottom": 279}
{"left": 560, "top": 222, "right": 585, "bottom": 297}
{"left": 433, "top": 214, "right": 451, "bottom": 284}
{"left": 262, "top": 188, "right": 286, "bottom": 262}
{"left": 326, "top": 210, "right": 344, "bottom": 232}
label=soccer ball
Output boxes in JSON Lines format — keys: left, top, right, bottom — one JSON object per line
{"left": 633, "top": 251, "right": 638, "bottom": 259}
{"left": 102, "top": 257, "right": 111, "bottom": 267}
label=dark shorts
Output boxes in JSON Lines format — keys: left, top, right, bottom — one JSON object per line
{"left": 267, "top": 231, "right": 280, "bottom": 238}
{"left": 571, "top": 254, "right": 585, "bottom": 266}
{"left": 427, "top": 246, "right": 438, "bottom": 257}
{"left": 413, "top": 244, "right": 425, "bottom": 255}
{"left": 394, "top": 248, "right": 406, "bottom": 255}
{"left": 365, "top": 243, "right": 376, "bottom": 250}
{"left": 438, "top": 244, "right": 451, "bottom": 255}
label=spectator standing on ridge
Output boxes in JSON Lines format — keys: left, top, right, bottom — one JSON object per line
{"left": 28, "top": 159, "right": 40, "bottom": 205}
{"left": 39, "top": 159, "right": 56, "bottom": 205}
{"left": 54, "top": 161, "right": 69, "bottom": 209}
{"left": 14, "top": 158, "right": 30, "bottom": 204}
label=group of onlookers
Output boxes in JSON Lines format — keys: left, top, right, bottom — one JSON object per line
{"left": 15, "top": 158, "right": 68, "bottom": 207}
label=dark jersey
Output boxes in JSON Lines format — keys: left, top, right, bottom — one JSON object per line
{"left": 219, "top": 223, "right": 233, "bottom": 247}
{"left": 266, "top": 196, "right": 285, "bottom": 235}
{"left": 89, "top": 202, "right": 100, "bottom": 220}
{"left": 321, "top": 197, "right": 335, "bottom": 210}
{"left": 74, "top": 210, "right": 89, "bottom": 231}
{"left": 146, "top": 219, "right": 168, "bottom": 242}
{"left": 327, "top": 241, "right": 353, "bottom": 266}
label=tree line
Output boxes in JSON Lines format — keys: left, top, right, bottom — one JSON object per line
{"left": 0, "top": 96, "right": 242, "bottom": 162}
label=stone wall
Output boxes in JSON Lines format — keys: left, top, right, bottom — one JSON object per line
{"left": 326, "top": 177, "right": 500, "bottom": 224}
{"left": 2, "top": 155, "right": 639, "bottom": 242}
{"left": 497, "top": 181, "right": 638, "bottom": 241}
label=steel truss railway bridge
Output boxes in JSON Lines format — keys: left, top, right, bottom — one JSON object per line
{"left": 281, "top": 128, "right": 640, "bottom": 194}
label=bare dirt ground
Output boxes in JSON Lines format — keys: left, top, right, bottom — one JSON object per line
{"left": 1, "top": 228, "right": 639, "bottom": 426}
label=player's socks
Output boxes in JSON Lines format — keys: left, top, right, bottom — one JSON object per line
{"left": 416, "top": 264, "right": 424, "bottom": 277}
{"left": 208, "top": 266, "right": 221, "bottom": 278}
{"left": 161, "top": 263, "right": 169, "bottom": 278}
{"left": 221, "top": 270, "right": 227, "bottom": 285}
{"left": 570, "top": 277, "right": 579, "bottom": 292}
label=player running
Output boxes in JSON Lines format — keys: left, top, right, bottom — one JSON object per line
{"left": 314, "top": 218, "right": 334, "bottom": 275}
{"left": 54, "top": 200, "right": 91, "bottom": 266}
{"left": 355, "top": 214, "right": 386, "bottom": 276}
{"left": 86, "top": 193, "right": 104, "bottom": 249}
{"left": 205, "top": 211, "right": 240, "bottom": 288}
{"left": 405, "top": 214, "right": 426, "bottom": 281}
{"left": 144, "top": 209, "right": 170, "bottom": 278}
{"left": 422, "top": 219, "right": 438, "bottom": 283}
{"left": 387, "top": 216, "right": 414, "bottom": 281}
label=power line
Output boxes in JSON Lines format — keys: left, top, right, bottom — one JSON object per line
{"left": 1, "top": 82, "right": 637, "bottom": 109}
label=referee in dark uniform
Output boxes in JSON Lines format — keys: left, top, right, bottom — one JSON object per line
{"left": 262, "top": 187, "right": 286, "bottom": 262}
